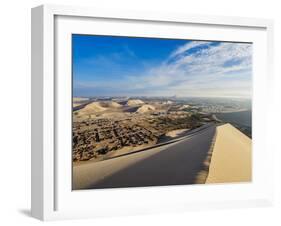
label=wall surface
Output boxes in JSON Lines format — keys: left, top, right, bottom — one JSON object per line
{"left": 0, "top": 0, "right": 280, "bottom": 225}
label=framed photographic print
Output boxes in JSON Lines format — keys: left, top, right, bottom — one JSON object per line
{"left": 31, "top": 4, "right": 274, "bottom": 221}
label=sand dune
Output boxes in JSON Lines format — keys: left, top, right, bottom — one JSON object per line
{"left": 137, "top": 104, "right": 156, "bottom": 113}
{"left": 126, "top": 99, "right": 144, "bottom": 106}
{"left": 100, "top": 101, "right": 122, "bottom": 108}
{"left": 206, "top": 123, "right": 252, "bottom": 183}
{"left": 73, "top": 125, "right": 216, "bottom": 189}
{"left": 78, "top": 102, "right": 107, "bottom": 114}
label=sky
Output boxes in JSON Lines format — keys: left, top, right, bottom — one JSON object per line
{"left": 72, "top": 35, "right": 252, "bottom": 98}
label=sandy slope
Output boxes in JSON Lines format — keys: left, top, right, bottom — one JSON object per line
{"left": 137, "top": 104, "right": 155, "bottom": 113}
{"left": 126, "top": 99, "right": 144, "bottom": 106}
{"left": 78, "top": 102, "right": 107, "bottom": 114}
{"left": 100, "top": 101, "right": 122, "bottom": 108}
{"left": 206, "top": 123, "right": 252, "bottom": 183}
{"left": 73, "top": 125, "right": 216, "bottom": 189}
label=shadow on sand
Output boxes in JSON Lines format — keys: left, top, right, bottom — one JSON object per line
{"left": 84, "top": 125, "right": 216, "bottom": 189}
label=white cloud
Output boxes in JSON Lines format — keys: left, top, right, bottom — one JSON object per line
{"left": 129, "top": 41, "right": 252, "bottom": 97}
{"left": 169, "top": 41, "right": 211, "bottom": 58}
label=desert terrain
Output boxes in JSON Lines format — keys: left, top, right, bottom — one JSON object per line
{"left": 72, "top": 97, "right": 252, "bottom": 189}
{"left": 72, "top": 98, "right": 210, "bottom": 162}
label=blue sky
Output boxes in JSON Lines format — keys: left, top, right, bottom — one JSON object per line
{"left": 73, "top": 35, "right": 252, "bottom": 98}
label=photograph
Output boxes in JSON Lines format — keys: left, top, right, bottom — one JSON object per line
{"left": 72, "top": 34, "right": 252, "bottom": 190}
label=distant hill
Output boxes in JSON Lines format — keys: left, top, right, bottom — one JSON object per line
{"left": 73, "top": 97, "right": 90, "bottom": 108}
{"left": 126, "top": 99, "right": 144, "bottom": 106}
{"left": 100, "top": 101, "right": 122, "bottom": 108}
{"left": 73, "top": 97, "right": 89, "bottom": 102}
{"left": 78, "top": 102, "right": 107, "bottom": 115}
{"left": 137, "top": 104, "right": 156, "bottom": 113}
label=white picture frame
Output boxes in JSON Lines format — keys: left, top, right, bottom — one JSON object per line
{"left": 31, "top": 4, "right": 274, "bottom": 221}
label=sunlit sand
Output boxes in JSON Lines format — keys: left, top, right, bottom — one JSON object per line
{"left": 206, "top": 123, "right": 252, "bottom": 183}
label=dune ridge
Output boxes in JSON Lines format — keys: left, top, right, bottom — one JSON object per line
{"left": 126, "top": 99, "right": 144, "bottom": 106}
{"left": 78, "top": 102, "right": 107, "bottom": 114}
{"left": 100, "top": 101, "right": 122, "bottom": 108}
{"left": 206, "top": 123, "right": 252, "bottom": 183}
{"left": 137, "top": 104, "right": 156, "bottom": 113}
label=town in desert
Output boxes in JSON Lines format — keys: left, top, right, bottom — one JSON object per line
{"left": 72, "top": 96, "right": 252, "bottom": 189}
